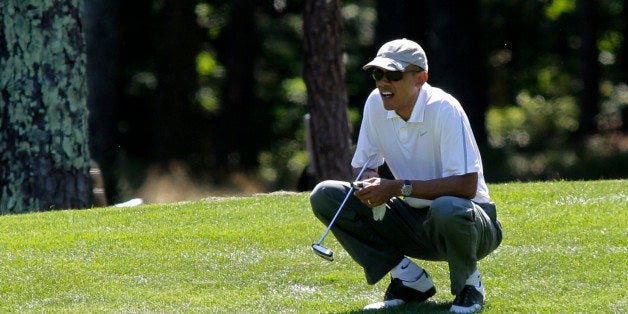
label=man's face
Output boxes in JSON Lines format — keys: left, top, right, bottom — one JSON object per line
{"left": 372, "top": 67, "right": 426, "bottom": 120}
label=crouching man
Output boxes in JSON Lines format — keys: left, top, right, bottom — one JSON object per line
{"left": 310, "top": 38, "right": 503, "bottom": 313}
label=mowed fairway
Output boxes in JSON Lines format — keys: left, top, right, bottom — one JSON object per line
{"left": 0, "top": 180, "right": 626, "bottom": 313}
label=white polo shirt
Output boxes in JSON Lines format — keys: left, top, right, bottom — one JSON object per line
{"left": 352, "top": 83, "right": 491, "bottom": 203}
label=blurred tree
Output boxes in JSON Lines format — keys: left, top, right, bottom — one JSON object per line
{"left": 256, "top": 1, "right": 310, "bottom": 190}
{"left": 482, "top": 0, "right": 627, "bottom": 181}
{"left": 622, "top": 1, "right": 627, "bottom": 132}
{"left": 622, "top": 1, "right": 628, "bottom": 83}
{"left": 374, "top": 0, "right": 488, "bottom": 144}
{"left": 576, "top": 0, "right": 600, "bottom": 139}
{"left": 375, "top": 0, "right": 427, "bottom": 43}
{"left": 82, "top": 0, "right": 626, "bottom": 199}
{"left": 0, "top": 0, "right": 91, "bottom": 213}
{"left": 214, "top": 0, "right": 261, "bottom": 173}
{"left": 427, "top": 0, "right": 487, "bottom": 143}
{"left": 303, "top": 0, "right": 353, "bottom": 181}
{"left": 84, "top": 0, "right": 120, "bottom": 204}
{"left": 152, "top": 1, "right": 206, "bottom": 162}
{"left": 112, "top": 0, "right": 213, "bottom": 200}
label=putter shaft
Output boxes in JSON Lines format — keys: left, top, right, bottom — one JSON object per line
{"left": 314, "top": 154, "right": 376, "bottom": 246}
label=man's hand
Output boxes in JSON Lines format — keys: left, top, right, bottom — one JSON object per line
{"left": 353, "top": 178, "right": 393, "bottom": 221}
{"left": 353, "top": 178, "right": 395, "bottom": 205}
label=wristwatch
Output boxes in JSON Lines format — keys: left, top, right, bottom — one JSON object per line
{"left": 400, "top": 180, "right": 412, "bottom": 197}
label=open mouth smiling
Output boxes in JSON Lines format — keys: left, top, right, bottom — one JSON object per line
{"left": 380, "top": 90, "right": 394, "bottom": 99}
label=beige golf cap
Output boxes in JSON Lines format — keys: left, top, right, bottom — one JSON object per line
{"left": 363, "top": 38, "right": 428, "bottom": 72}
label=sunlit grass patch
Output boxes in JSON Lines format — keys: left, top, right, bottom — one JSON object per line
{"left": 0, "top": 180, "right": 626, "bottom": 312}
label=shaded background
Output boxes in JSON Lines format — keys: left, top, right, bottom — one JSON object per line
{"left": 83, "top": 0, "right": 627, "bottom": 205}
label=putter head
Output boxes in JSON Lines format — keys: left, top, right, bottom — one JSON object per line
{"left": 312, "top": 244, "right": 334, "bottom": 261}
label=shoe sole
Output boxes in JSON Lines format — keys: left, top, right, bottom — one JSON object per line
{"left": 450, "top": 303, "right": 482, "bottom": 313}
{"left": 364, "top": 286, "right": 437, "bottom": 310}
{"left": 363, "top": 299, "right": 405, "bottom": 310}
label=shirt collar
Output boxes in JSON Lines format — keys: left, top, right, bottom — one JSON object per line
{"left": 386, "top": 82, "right": 430, "bottom": 122}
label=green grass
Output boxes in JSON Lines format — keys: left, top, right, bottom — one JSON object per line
{"left": 0, "top": 180, "right": 626, "bottom": 313}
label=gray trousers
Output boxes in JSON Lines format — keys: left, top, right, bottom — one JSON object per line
{"left": 310, "top": 180, "right": 503, "bottom": 295}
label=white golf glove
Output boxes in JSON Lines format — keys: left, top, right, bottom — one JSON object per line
{"left": 372, "top": 204, "right": 387, "bottom": 221}
{"left": 354, "top": 181, "right": 388, "bottom": 221}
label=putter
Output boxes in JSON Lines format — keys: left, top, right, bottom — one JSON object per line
{"left": 312, "top": 154, "right": 375, "bottom": 261}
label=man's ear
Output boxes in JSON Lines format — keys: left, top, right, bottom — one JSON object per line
{"left": 416, "top": 71, "right": 428, "bottom": 86}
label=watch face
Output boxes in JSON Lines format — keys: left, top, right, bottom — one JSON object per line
{"left": 401, "top": 181, "right": 412, "bottom": 196}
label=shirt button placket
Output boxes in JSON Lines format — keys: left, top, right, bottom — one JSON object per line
{"left": 399, "top": 124, "right": 409, "bottom": 142}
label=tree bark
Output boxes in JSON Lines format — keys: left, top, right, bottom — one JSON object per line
{"left": 0, "top": 0, "right": 91, "bottom": 213}
{"left": 303, "top": 0, "right": 352, "bottom": 181}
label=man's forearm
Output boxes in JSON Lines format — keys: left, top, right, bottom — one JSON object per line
{"left": 409, "top": 172, "right": 478, "bottom": 200}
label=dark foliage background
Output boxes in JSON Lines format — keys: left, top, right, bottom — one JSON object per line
{"left": 83, "top": 0, "right": 627, "bottom": 204}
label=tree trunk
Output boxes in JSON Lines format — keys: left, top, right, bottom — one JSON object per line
{"left": 303, "top": 0, "right": 352, "bottom": 181}
{"left": 0, "top": 0, "right": 91, "bottom": 213}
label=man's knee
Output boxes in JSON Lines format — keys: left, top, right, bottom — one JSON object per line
{"left": 310, "top": 180, "right": 345, "bottom": 219}
{"left": 309, "top": 181, "right": 328, "bottom": 219}
{"left": 428, "top": 196, "right": 474, "bottom": 226}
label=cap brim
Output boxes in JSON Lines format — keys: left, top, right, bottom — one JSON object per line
{"left": 363, "top": 57, "right": 407, "bottom": 71}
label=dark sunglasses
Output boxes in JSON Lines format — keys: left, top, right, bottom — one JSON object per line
{"left": 371, "top": 68, "right": 421, "bottom": 81}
